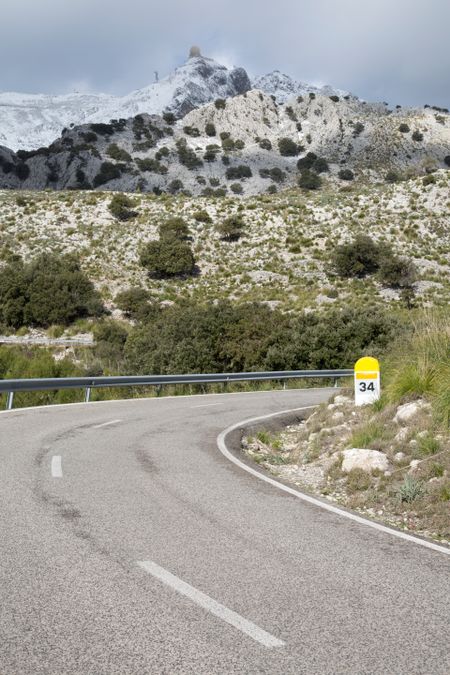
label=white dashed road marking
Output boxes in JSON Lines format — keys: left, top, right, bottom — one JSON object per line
{"left": 51, "top": 455, "right": 62, "bottom": 478}
{"left": 137, "top": 560, "right": 285, "bottom": 648}
{"left": 191, "top": 403, "right": 223, "bottom": 409}
{"left": 93, "top": 419, "right": 122, "bottom": 429}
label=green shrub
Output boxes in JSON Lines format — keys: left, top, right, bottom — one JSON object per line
{"left": 175, "top": 138, "right": 203, "bottom": 170}
{"left": 203, "top": 144, "right": 221, "bottom": 162}
{"left": 346, "top": 468, "right": 371, "bottom": 493}
{"left": 385, "top": 170, "right": 401, "bottom": 183}
{"left": 214, "top": 99, "right": 226, "bottom": 110}
{"left": 399, "top": 123, "right": 410, "bottom": 133}
{"left": 230, "top": 183, "right": 243, "bottom": 194}
{"left": 329, "top": 95, "right": 340, "bottom": 102}
{"left": 93, "top": 162, "right": 122, "bottom": 187}
{"left": 422, "top": 174, "right": 436, "bottom": 186}
{"left": 107, "top": 143, "right": 132, "bottom": 162}
{"left": 378, "top": 256, "right": 417, "bottom": 289}
{"left": 115, "top": 287, "right": 153, "bottom": 321}
{"left": 278, "top": 137, "right": 300, "bottom": 156}
{"left": 338, "top": 168, "right": 354, "bottom": 181}
{"left": 135, "top": 157, "right": 168, "bottom": 174}
{"left": 259, "top": 167, "right": 286, "bottom": 183}
{"left": 444, "top": 155, "right": 450, "bottom": 167}
{"left": 159, "top": 217, "right": 190, "bottom": 240}
{"left": 139, "top": 237, "right": 196, "bottom": 278}
{"left": 312, "top": 157, "right": 329, "bottom": 173}
{"left": 297, "top": 152, "right": 317, "bottom": 170}
{"left": 216, "top": 215, "right": 245, "bottom": 241}
{"left": 205, "top": 122, "right": 216, "bottom": 137}
{"left": 353, "top": 122, "right": 365, "bottom": 137}
{"left": 222, "top": 138, "right": 236, "bottom": 151}
{"left": 0, "top": 254, "right": 103, "bottom": 328}
{"left": 108, "top": 193, "right": 137, "bottom": 221}
{"left": 298, "top": 170, "right": 322, "bottom": 190}
{"left": 225, "top": 165, "right": 252, "bottom": 180}
{"left": 332, "top": 235, "right": 381, "bottom": 278}
{"left": 90, "top": 123, "right": 114, "bottom": 136}
{"left": 193, "top": 210, "right": 212, "bottom": 223}
{"left": 412, "top": 130, "right": 424, "bottom": 141}
{"left": 259, "top": 139, "right": 272, "bottom": 150}
{"left": 162, "top": 111, "right": 176, "bottom": 125}
{"left": 183, "top": 126, "right": 200, "bottom": 137}
{"left": 168, "top": 179, "right": 184, "bottom": 194}
{"left": 399, "top": 476, "right": 424, "bottom": 503}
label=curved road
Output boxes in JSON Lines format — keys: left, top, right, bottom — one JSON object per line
{"left": 0, "top": 389, "right": 449, "bottom": 674}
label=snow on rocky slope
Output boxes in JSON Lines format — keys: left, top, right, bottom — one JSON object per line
{"left": 0, "top": 50, "right": 251, "bottom": 151}
{"left": 0, "top": 49, "right": 350, "bottom": 152}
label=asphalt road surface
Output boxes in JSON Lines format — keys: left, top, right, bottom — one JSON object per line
{"left": 1, "top": 389, "right": 449, "bottom": 674}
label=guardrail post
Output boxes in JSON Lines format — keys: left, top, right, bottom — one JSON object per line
{"left": 6, "top": 391, "right": 14, "bottom": 410}
{"left": 84, "top": 387, "right": 92, "bottom": 403}
{"left": 334, "top": 378, "right": 339, "bottom": 388}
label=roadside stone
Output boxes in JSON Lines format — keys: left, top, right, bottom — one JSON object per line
{"left": 332, "top": 411, "right": 345, "bottom": 421}
{"left": 393, "top": 400, "right": 429, "bottom": 425}
{"left": 409, "top": 459, "right": 421, "bottom": 470}
{"left": 341, "top": 448, "right": 390, "bottom": 474}
{"left": 394, "top": 428, "right": 409, "bottom": 443}
{"left": 334, "top": 395, "right": 352, "bottom": 405}
{"left": 394, "top": 452, "right": 406, "bottom": 463}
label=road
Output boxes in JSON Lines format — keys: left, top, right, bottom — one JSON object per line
{"left": 0, "top": 389, "right": 449, "bottom": 674}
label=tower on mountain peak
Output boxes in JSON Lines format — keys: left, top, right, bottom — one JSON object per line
{"left": 189, "top": 45, "right": 202, "bottom": 59}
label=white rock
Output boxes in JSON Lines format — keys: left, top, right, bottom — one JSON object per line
{"left": 394, "top": 428, "right": 409, "bottom": 442}
{"left": 393, "top": 400, "right": 429, "bottom": 425}
{"left": 334, "top": 395, "right": 351, "bottom": 405}
{"left": 409, "top": 459, "right": 421, "bottom": 470}
{"left": 332, "top": 411, "right": 345, "bottom": 421}
{"left": 341, "top": 448, "right": 390, "bottom": 474}
{"left": 394, "top": 452, "right": 406, "bottom": 463}
{"left": 327, "top": 403, "right": 336, "bottom": 410}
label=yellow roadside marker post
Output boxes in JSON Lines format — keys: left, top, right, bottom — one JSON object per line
{"left": 354, "top": 356, "right": 380, "bottom": 406}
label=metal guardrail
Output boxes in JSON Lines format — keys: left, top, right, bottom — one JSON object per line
{"left": 0, "top": 369, "right": 353, "bottom": 410}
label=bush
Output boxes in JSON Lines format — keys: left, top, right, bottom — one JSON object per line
{"left": 205, "top": 122, "right": 216, "bottom": 137}
{"left": 225, "top": 165, "right": 252, "bottom": 180}
{"left": 160, "top": 217, "right": 190, "bottom": 240}
{"left": 115, "top": 287, "right": 153, "bottom": 321}
{"left": 193, "top": 210, "right": 212, "bottom": 223}
{"left": 183, "top": 126, "right": 200, "bottom": 137}
{"left": 107, "top": 144, "right": 132, "bottom": 163}
{"left": 259, "top": 139, "right": 272, "bottom": 150}
{"left": 385, "top": 170, "right": 401, "bottom": 183}
{"left": 378, "top": 256, "right": 417, "bottom": 289}
{"left": 278, "top": 137, "right": 300, "bottom": 156}
{"left": 214, "top": 99, "right": 226, "bottom": 110}
{"left": 108, "top": 194, "right": 137, "bottom": 221}
{"left": 312, "top": 157, "right": 329, "bottom": 173}
{"left": 444, "top": 155, "right": 450, "bottom": 167}
{"left": 168, "top": 179, "right": 184, "bottom": 194}
{"left": 90, "top": 123, "right": 114, "bottom": 136}
{"left": 412, "top": 130, "right": 424, "bottom": 141}
{"left": 0, "top": 254, "right": 103, "bottom": 328}
{"left": 222, "top": 138, "right": 236, "bottom": 152}
{"left": 399, "top": 123, "right": 410, "bottom": 133}
{"left": 338, "top": 168, "right": 354, "bottom": 181}
{"left": 139, "top": 237, "right": 196, "bottom": 278}
{"left": 422, "top": 174, "right": 436, "bottom": 186}
{"left": 297, "top": 152, "right": 317, "bottom": 170}
{"left": 175, "top": 139, "right": 203, "bottom": 170}
{"left": 230, "top": 183, "right": 243, "bottom": 194}
{"left": 203, "top": 144, "right": 221, "bottom": 162}
{"left": 332, "top": 235, "right": 382, "bottom": 278}
{"left": 298, "top": 170, "right": 322, "bottom": 190}
{"left": 135, "top": 157, "right": 167, "bottom": 174}
{"left": 329, "top": 95, "right": 340, "bottom": 102}
{"left": 93, "top": 162, "right": 122, "bottom": 187}
{"left": 259, "top": 167, "right": 286, "bottom": 183}
{"left": 216, "top": 215, "right": 245, "bottom": 241}
{"left": 162, "top": 111, "right": 176, "bottom": 125}
{"left": 353, "top": 122, "right": 365, "bottom": 137}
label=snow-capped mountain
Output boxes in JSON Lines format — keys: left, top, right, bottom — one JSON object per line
{"left": 0, "top": 50, "right": 251, "bottom": 151}
{"left": 253, "top": 71, "right": 350, "bottom": 103}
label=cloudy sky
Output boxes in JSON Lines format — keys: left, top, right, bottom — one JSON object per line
{"left": 2, "top": 0, "right": 449, "bottom": 107}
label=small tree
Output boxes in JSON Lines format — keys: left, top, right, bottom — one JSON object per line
{"left": 108, "top": 193, "right": 137, "bottom": 221}
{"left": 298, "top": 170, "right": 322, "bottom": 190}
{"left": 215, "top": 98, "right": 226, "bottom": 110}
{"left": 160, "top": 217, "right": 190, "bottom": 240}
{"left": 378, "top": 256, "right": 417, "bottom": 289}
{"left": 205, "top": 122, "right": 216, "bottom": 136}
{"left": 332, "top": 235, "right": 381, "bottom": 278}
{"left": 278, "top": 137, "right": 300, "bottom": 156}
{"left": 338, "top": 168, "right": 354, "bottom": 181}
{"left": 139, "top": 237, "right": 196, "bottom": 278}
{"left": 217, "top": 215, "right": 245, "bottom": 241}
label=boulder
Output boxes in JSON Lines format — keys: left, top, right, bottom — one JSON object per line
{"left": 334, "top": 395, "right": 352, "bottom": 405}
{"left": 341, "top": 448, "right": 390, "bottom": 474}
{"left": 393, "top": 400, "right": 429, "bottom": 425}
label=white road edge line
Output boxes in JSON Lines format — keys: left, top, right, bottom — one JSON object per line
{"left": 51, "top": 455, "right": 62, "bottom": 478}
{"left": 217, "top": 407, "right": 450, "bottom": 557}
{"left": 92, "top": 419, "right": 122, "bottom": 429}
{"left": 137, "top": 560, "right": 284, "bottom": 648}
{"left": 191, "top": 402, "right": 223, "bottom": 409}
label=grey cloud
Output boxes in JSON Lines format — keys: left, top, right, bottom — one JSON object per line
{"left": 2, "top": 0, "right": 449, "bottom": 107}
